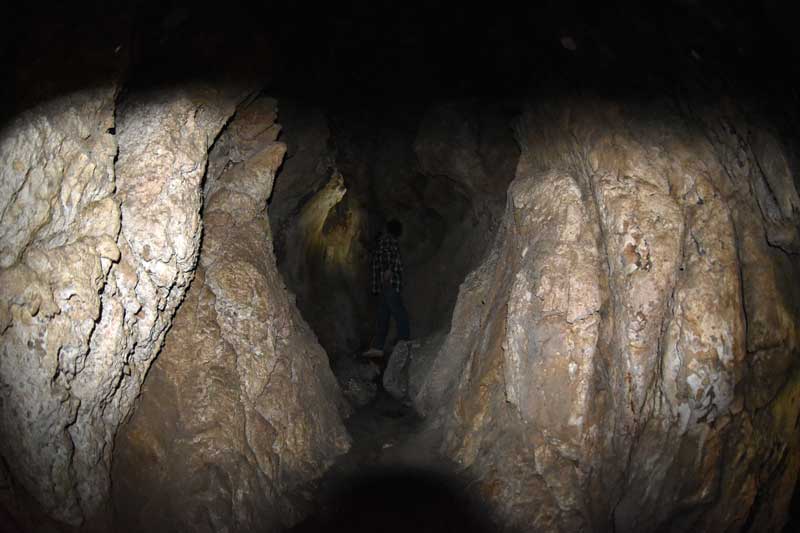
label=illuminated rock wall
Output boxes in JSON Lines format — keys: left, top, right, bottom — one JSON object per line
{"left": 398, "top": 98, "right": 800, "bottom": 532}
{"left": 0, "top": 78, "right": 252, "bottom": 525}
{"left": 267, "top": 103, "right": 371, "bottom": 357}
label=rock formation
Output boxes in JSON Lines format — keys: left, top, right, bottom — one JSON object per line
{"left": 387, "top": 98, "right": 800, "bottom": 532}
{"left": 0, "top": 78, "right": 254, "bottom": 526}
{"left": 0, "top": 85, "right": 121, "bottom": 526}
{"left": 410, "top": 101, "right": 519, "bottom": 334}
{"left": 112, "top": 97, "right": 351, "bottom": 533}
{"left": 2, "top": 4, "right": 799, "bottom": 531}
{"left": 268, "top": 104, "right": 371, "bottom": 358}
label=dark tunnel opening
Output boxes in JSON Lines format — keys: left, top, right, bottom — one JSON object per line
{"left": 1, "top": 2, "right": 800, "bottom": 533}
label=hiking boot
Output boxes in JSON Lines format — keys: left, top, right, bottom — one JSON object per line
{"left": 362, "top": 348, "right": 384, "bottom": 358}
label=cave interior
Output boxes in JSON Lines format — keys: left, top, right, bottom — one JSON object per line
{"left": 1, "top": 1, "right": 800, "bottom": 532}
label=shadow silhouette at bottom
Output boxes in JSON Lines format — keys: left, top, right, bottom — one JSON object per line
{"left": 289, "top": 466, "right": 496, "bottom": 533}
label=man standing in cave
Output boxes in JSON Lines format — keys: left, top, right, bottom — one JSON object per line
{"left": 363, "top": 219, "right": 410, "bottom": 358}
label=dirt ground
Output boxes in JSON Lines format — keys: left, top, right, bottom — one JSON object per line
{"left": 289, "top": 386, "right": 495, "bottom": 532}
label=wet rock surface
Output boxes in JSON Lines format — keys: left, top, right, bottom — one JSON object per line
{"left": 112, "top": 97, "right": 351, "bottom": 532}
{"left": 395, "top": 99, "right": 800, "bottom": 532}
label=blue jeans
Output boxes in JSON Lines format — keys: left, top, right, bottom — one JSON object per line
{"left": 372, "top": 287, "right": 410, "bottom": 350}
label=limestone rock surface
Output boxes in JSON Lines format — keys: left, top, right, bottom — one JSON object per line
{"left": 113, "top": 97, "right": 351, "bottom": 533}
{"left": 0, "top": 82, "right": 247, "bottom": 525}
{"left": 269, "top": 104, "right": 370, "bottom": 358}
{"left": 0, "top": 86, "right": 120, "bottom": 526}
{"left": 400, "top": 99, "right": 800, "bottom": 532}
{"left": 408, "top": 101, "right": 518, "bottom": 336}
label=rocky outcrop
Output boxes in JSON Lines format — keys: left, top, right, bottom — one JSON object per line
{"left": 390, "top": 98, "right": 800, "bottom": 532}
{"left": 409, "top": 101, "right": 518, "bottom": 335}
{"left": 113, "top": 97, "right": 351, "bottom": 533}
{"left": 0, "top": 82, "right": 248, "bottom": 526}
{"left": 269, "top": 104, "right": 371, "bottom": 358}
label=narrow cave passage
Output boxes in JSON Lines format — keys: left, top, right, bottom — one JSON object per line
{"left": 267, "top": 97, "right": 518, "bottom": 359}
{"left": 260, "top": 97, "right": 519, "bottom": 531}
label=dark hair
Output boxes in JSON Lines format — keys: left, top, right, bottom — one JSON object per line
{"left": 387, "top": 219, "right": 403, "bottom": 237}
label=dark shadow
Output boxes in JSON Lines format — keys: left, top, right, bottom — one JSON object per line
{"left": 289, "top": 466, "right": 496, "bottom": 533}
{"left": 5, "top": 0, "right": 800, "bottom": 124}
{"left": 785, "top": 477, "right": 800, "bottom": 533}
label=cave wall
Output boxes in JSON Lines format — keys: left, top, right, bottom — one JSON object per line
{"left": 112, "top": 96, "right": 351, "bottom": 533}
{"left": 2, "top": 5, "right": 799, "bottom": 531}
{"left": 410, "top": 101, "right": 519, "bottom": 334}
{"left": 268, "top": 102, "right": 370, "bottom": 357}
{"left": 0, "top": 75, "right": 256, "bottom": 525}
{"left": 396, "top": 97, "right": 800, "bottom": 532}
{"left": 0, "top": 29, "right": 354, "bottom": 528}
{"left": 0, "top": 84, "right": 121, "bottom": 526}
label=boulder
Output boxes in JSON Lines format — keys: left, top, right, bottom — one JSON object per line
{"left": 334, "top": 355, "right": 382, "bottom": 408}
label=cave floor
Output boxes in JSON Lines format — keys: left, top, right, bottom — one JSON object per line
{"left": 336, "top": 387, "right": 432, "bottom": 469}
{"left": 289, "top": 384, "right": 486, "bottom": 532}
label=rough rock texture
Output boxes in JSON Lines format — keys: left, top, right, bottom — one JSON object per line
{"left": 0, "top": 82, "right": 247, "bottom": 526}
{"left": 333, "top": 355, "right": 381, "bottom": 408}
{"left": 267, "top": 102, "right": 335, "bottom": 236}
{"left": 0, "top": 86, "right": 120, "bottom": 527}
{"left": 113, "top": 97, "right": 351, "bottom": 533}
{"left": 269, "top": 104, "right": 371, "bottom": 357}
{"left": 409, "top": 101, "right": 519, "bottom": 335}
{"left": 391, "top": 98, "right": 800, "bottom": 532}
{"left": 277, "top": 168, "right": 368, "bottom": 357}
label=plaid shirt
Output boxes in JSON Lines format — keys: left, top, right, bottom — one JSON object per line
{"left": 371, "top": 233, "right": 403, "bottom": 293}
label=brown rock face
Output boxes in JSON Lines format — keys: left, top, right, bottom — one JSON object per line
{"left": 393, "top": 99, "right": 800, "bottom": 532}
{"left": 113, "top": 97, "right": 351, "bottom": 533}
{"left": 266, "top": 102, "right": 371, "bottom": 358}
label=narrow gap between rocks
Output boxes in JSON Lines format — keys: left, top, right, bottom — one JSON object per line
{"left": 264, "top": 97, "right": 519, "bottom": 531}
